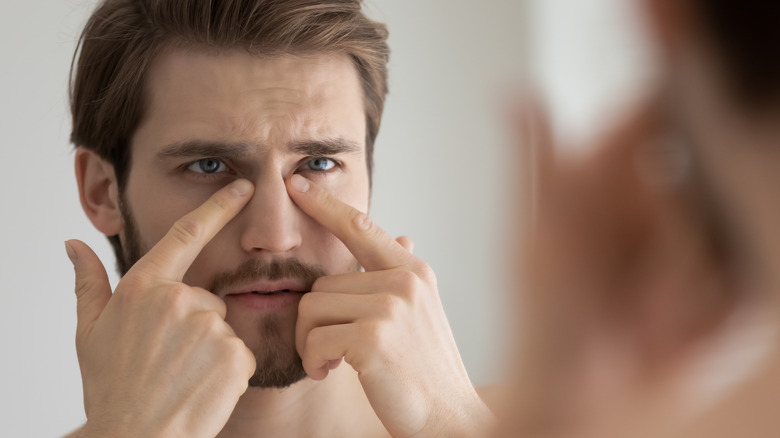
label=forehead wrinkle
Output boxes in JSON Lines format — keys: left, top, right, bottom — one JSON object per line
{"left": 235, "top": 103, "right": 323, "bottom": 149}
{"left": 136, "top": 51, "right": 366, "bottom": 166}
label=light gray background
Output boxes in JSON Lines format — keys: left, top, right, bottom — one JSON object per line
{"left": 0, "top": 0, "right": 527, "bottom": 435}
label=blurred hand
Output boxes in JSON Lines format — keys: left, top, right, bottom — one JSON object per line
{"left": 499, "top": 94, "right": 734, "bottom": 438}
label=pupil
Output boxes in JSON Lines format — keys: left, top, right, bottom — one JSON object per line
{"left": 312, "top": 159, "right": 327, "bottom": 169}
{"left": 200, "top": 159, "right": 219, "bottom": 173}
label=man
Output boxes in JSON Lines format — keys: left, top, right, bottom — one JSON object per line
{"left": 498, "top": 0, "right": 780, "bottom": 437}
{"left": 64, "top": 1, "right": 493, "bottom": 437}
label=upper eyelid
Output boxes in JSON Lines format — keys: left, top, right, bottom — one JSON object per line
{"left": 180, "top": 156, "right": 341, "bottom": 172}
{"left": 306, "top": 156, "right": 342, "bottom": 167}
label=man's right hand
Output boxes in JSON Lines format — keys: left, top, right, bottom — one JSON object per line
{"left": 66, "top": 179, "right": 257, "bottom": 438}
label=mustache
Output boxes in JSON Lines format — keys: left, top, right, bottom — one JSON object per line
{"left": 207, "top": 258, "right": 327, "bottom": 294}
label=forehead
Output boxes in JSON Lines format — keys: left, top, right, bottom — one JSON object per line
{"left": 132, "top": 48, "right": 366, "bottom": 153}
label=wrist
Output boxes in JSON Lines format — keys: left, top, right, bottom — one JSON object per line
{"left": 77, "top": 418, "right": 142, "bottom": 438}
{"left": 448, "top": 402, "right": 497, "bottom": 438}
{"left": 420, "top": 395, "right": 497, "bottom": 438}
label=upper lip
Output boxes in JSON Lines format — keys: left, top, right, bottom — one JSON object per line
{"left": 219, "top": 279, "right": 309, "bottom": 298}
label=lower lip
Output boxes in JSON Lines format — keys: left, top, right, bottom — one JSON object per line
{"left": 225, "top": 292, "right": 305, "bottom": 311}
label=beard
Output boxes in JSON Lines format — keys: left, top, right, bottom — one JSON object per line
{"left": 116, "top": 195, "right": 358, "bottom": 389}
{"left": 208, "top": 257, "right": 326, "bottom": 388}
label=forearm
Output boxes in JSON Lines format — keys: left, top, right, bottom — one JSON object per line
{"left": 406, "top": 392, "right": 496, "bottom": 438}
{"left": 439, "top": 397, "right": 497, "bottom": 438}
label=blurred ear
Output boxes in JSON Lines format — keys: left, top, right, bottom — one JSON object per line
{"left": 641, "top": 0, "right": 692, "bottom": 58}
{"left": 75, "top": 147, "right": 123, "bottom": 236}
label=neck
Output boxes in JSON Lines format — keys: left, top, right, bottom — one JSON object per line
{"left": 217, "top": 365, "right": 386, "bottom": 438}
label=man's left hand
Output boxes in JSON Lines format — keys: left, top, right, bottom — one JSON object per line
{"left": 287, "top": 174, "right": 494, "bottom": 438}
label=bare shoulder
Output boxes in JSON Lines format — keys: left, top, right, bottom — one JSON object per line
{"left": 62, "top": 427, "right": 83, "bottom": 438}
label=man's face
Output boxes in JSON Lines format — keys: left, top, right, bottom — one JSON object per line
{"left": 121, "top": 49, "right": 370, "bottom": 387}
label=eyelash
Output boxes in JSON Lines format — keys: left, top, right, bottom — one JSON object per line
{"left": 181, "top": 156, "right": 342, "bottom": 180}
{"left": 301, "top": 157, "right": 341, "bottom": 173}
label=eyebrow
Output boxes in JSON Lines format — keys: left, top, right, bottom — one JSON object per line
{"left": 157, "top": 140, "right": 252, "bottom": 159}
{"left": 289, "top": 138, "right": 362, "bottom": 156}
{"left": 157, "top": 138, "right": 362, "bottom": 159}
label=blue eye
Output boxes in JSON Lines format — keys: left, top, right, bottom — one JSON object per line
{"left": 188, "top": 158, "right": 227, "bottom": 174}
{"left": 306, "top": 157, "right": 336, "bottom": 171}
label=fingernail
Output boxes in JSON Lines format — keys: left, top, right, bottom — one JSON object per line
{"left": 231, "top": 179, "right": 252, "bottom": 196}
{"left": 64, "top": 241, "right": 77, "bottom": 265}
{"left": 290, "top": 174, "right": 310, "bottom": 193}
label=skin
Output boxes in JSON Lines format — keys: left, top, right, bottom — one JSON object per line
{"left": 495, "top": 0, "right": 780, "bottom": 436}
{"left": 69, "top": 50, "right": 492, "bottom": 437}
{"left": 124, "top": 51, "right": 370, "bottom": 384}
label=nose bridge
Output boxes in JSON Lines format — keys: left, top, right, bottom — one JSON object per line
{"left": 239, "top": 171, "right": 302, "bottom": 254}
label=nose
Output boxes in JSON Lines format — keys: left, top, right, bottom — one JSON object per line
{"left": 237, "top": 173, "right": 302, "bottom": 255}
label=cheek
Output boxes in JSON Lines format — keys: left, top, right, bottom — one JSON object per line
{"left": 125, "top": 172, "right": 218, "bottom": 251}
{"left": 332, "top": 166, "right": 371, "bottom": 212}
{"left": 304, "top": 232, "right": 360, "bottom": 276}
{"left": 308, "top": 180, "right": 370, "bottom": 271}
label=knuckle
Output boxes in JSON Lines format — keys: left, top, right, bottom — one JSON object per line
{"left": 389, "top": 269, "right": 418, "bottom": 290}
{"left": 220, "top": 336, "right": 242, "bottom": 356}
{"left": 73, "top": 279, "right": 93, "bottom": 300}
{"left": 358, "top": 320, "right": 386, "bottom": 349}
{"left": 160, "top": 283, "right": 190, "bottom": 310}
{"left": 297, "top": 293, "right": 318, "bottom": 315}
{"left": 302, "top": 331, "right": 317, "bottom": 354}
{"left": 387, "top": 270, "right": 422, "bottom": 302}
{"left": 113, "top": 280, "right": 147, "bottom": 307}
{"left": 227, "top": 337, "right": 251, "bottom": 359}
{"left": 311, "top": 276, "right": 329, "bottom": 292}
{"left": 209, "top": 190, "right": 232, "bottom": 211}
{"left": 414, "top": 261, "right": 437, "bottom": 285}
{"left": 349, "top": 210, "right": 375, "bottom": 236}
{"left": 375, "top": 293, "right": 403, "bottom": 319}
{"left": 193, "top": 287, "right": 227, "bottom": 315}
{"left": 304, "top": 327, "right": 326, "bottom": 354}
{"left": 195, "top": 309, "right": 223, "bottom": 329}
{"left": 169, "top": 217, "right": 203, "bottom": 246}
{"left": 224, "top": 338, "right": 255, "bottom": 371}
{"left": 212, "top": 297, "right": 227, "bottom": 316}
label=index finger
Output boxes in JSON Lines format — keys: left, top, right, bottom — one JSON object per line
{"left": 129, "top": 179, "right": 254, "bottom": 280}
{"left": 286, "top": 175, "right": 410, "bottom": 271}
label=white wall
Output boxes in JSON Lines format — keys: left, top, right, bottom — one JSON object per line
{"left": 526, "top": 0, "right": 656, "bottom": 148}
{"left": 0, "top": 1, "right": 525, "bottom": 435}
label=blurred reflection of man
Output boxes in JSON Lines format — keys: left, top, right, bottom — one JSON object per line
{"left": 501, "top": 1, "right": 780, "bottom": 437}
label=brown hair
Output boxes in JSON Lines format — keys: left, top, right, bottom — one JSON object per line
{"left": 70, "top": 0, "right": 390, "bottom": 269}
{"left": 692, "top": 1, "right": 780, "bottom": 109}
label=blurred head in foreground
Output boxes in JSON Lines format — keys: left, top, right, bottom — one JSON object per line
{"left": 499, "top": 1, "right": 780, "bottom": 437}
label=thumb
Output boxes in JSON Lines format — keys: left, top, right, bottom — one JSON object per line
{"left": 395, "top": 236, "right": 414, "bottom": 254}
{"left": 65, "top": 240, "right": 112, "bottom": 338}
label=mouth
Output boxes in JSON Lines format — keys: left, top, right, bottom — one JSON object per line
{"left": 224, "top": 284, "right": 309, "bottom": 312}
{"left": 220, "top": 278, "right": 312, "bottom": 299}
{"left": 246, "top": 289, "right": 307, "bottom": 296}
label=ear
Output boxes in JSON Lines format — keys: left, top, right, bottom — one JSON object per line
{"left": 75, "top": 147, "right": 123, "bottom": 236}
{"left": 640, "top": 0, "right": 692, "bottom": 58}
